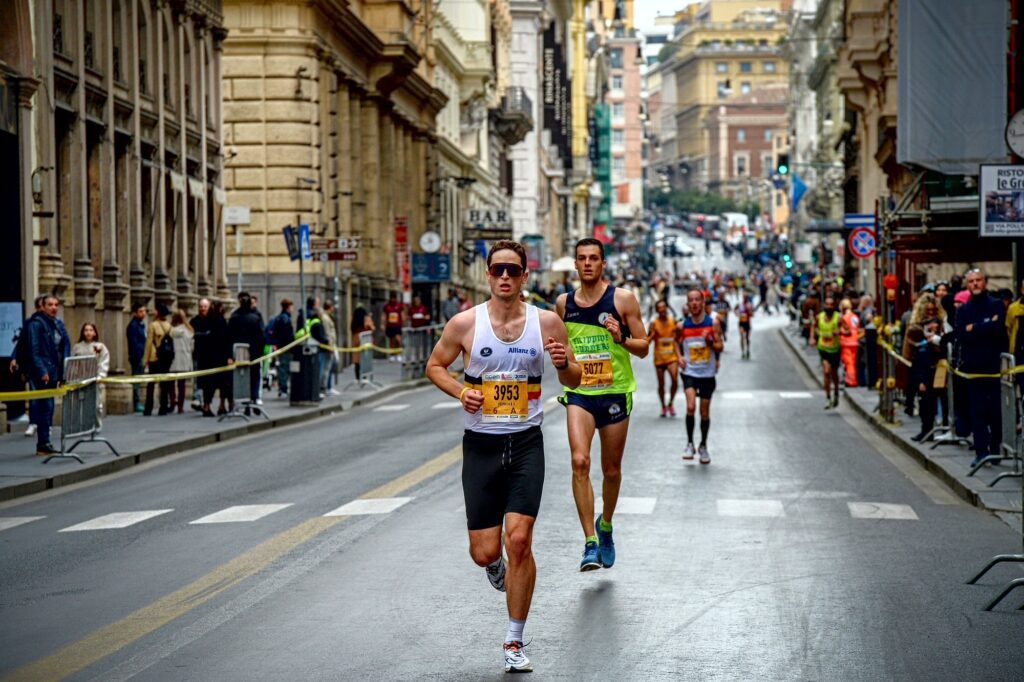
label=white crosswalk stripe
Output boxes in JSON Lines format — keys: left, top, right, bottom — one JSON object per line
{"left": 720, "top": 391, "right": 755, "bottom": 400}
{"left": 59, "top": 510, "right": 173, "bottom": 532}
{"left": 324, "top": 497, "right": 413, "bottom": 516}
{"left": 848, "top": 502, "right": 919, "bottom": 520}
{"left": 0, "top": 516, "right": 45, "bottom": 532}
{"left": 190, "top": 504, "right": 293, "bottom": 525}
{"left": 431, "top": 402, "right": 463, "bottom": 409}
{"left": 716, "top": 499, "right": 786, "bottom": 518}
{"left": 595, "top": 497, "right": 657, "bottom": 514}
{"left": 373, "top": 404, "right": 409, "bottom": 412}
{"left": 779, "top": 391, "right": 813, "bottom": 399}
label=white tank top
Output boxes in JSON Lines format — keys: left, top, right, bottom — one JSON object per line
{"left": 464, "top": 302, "right": 545, "bottom": 434}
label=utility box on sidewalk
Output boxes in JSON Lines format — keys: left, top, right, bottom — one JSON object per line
{"left": 289, "top": 339, "right": 322, "bottom": 406}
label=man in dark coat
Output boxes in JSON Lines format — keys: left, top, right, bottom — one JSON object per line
{"left": 228, "top": 292, "right": 266, "bottom": 403}
{"left": 266, "top": 298, "right": 295, "bottom": 397}
{"left": 191, "top": 298, "right": 231, "bottom": 416}
{"left": 955, "top": 269, "right": 1008, "bottom": 467}
{"left": 126, "top": 303, "right": 148, "bottom": 412}
{"left": 25, "top": 295, "right": 71, "bottom": 455}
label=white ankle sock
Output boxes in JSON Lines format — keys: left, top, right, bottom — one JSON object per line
{"left": 505, "top": 618, "right": 525, "bottom": 644}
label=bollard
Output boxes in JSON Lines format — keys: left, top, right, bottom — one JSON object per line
{"left": 290, "top": 337, "right": 322, "bottom": 406}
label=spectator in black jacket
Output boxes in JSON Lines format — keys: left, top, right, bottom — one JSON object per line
{"left": 229, "top": 292, "right": 266, "bottom": 404}
{"left": 126, "top": 303, "right": 148, "bottom": 413}
{"left": 266, "top": 298, "right": 295, "bottom": 397}
{"left": 25, "top": 295, "right": 71, "bottom": 455}
{"left": 191, "top": 298, "right": 232, "bottom": 417}
{"left": 955, "top": 269, "right": 1007, "bottom": 467}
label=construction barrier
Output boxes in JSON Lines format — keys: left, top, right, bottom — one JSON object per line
{"left": 44, "top": 355, "right": 119, "bottom": 464}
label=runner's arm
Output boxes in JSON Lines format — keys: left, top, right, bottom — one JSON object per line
{"left": 711, "top": 318, "right": 725, "bottom": 353}
{"left": 426, "top": 312, "right": 482, "bottom": 412}
{"left": 540, "top": 311, "right": 581, "bottom": 389}
{"left": 613, "top": 289, "right": 649, "bottom": 359}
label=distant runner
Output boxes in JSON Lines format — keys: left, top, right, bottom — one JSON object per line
{"left": 426, "top": 240, "right": 580, "bottom": 674}
{"left": 647, "top": 299, "right": 680, "bottom": 417}
{"left": 811, "top": 295, "right": 842, "bottom": 409}
{"left": 680, "top": 289, "right": 724, "bottom": 464}
{"left": 736, "top": 295, "right": 754, "bottom": 360}
{"left": 558, "top": 238, "right": 648, "bottom": 572}
{"left": 383, "top": 293, "right": 405, "bottom": 362}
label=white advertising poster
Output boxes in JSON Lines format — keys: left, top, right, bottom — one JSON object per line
{"left": 980, "top": 165, "right": 1024, "bottom": 237}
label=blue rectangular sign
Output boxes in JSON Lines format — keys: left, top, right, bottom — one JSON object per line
{"left": 299, "top": 223, "right": 312, "bottom": 261}
{"left": 411, "top": 253, "right": 452, "bottom": 283}
{"left": 282, "top": 226, "right": 299, "bottom": 262}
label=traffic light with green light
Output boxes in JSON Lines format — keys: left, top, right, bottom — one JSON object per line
{"left": 776, "top": 153, "right": 790, "bottom": 176}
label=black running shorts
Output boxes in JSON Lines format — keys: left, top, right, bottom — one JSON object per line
{"left": 559, "top": 392, "right": 632, "bottom": 429}
{"left": 819, "top": 348, "right": 840, "bottom": 367}
{"left": 462, "top": 426, "right": 545, "bottom": 530}
{"left": 682, "top": 374, "right": 717, "bottom": 398}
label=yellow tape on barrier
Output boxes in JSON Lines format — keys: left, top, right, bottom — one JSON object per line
{"left": 877, "top": 339, "right": 1024, "bottom": 380}
{"left": 878, "top": 340, "right": 913, "bottom": 368}
{"left": 317, "top": 342, "right": 403, "bottom": 355}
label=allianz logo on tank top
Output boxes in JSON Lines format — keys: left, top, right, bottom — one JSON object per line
{"left": 507, "top": 347, "right": 537, "bottom": 357}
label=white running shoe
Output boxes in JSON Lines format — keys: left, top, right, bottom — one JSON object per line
{"left": 683, "top": 443, "right": 696, "bottom": 461}
{"left": 485, "top": 558, "right": 506, "bottom": 592}
{"left": 698, "top": 444, "right": 711, "bottom": 465}
{"left": 327, "top": 388, "right": 340, "bottom": 396}
{"left": 25, "top": 424, "right": 36, "bottom": 438}
{"left": 503, "top": 641, "right": 532, "bottom": 673}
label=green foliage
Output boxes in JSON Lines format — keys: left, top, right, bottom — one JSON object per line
{"left": 645, "top": 185, "right": 761, "bottom": 222}
{"left": 658, "top": 42, "right": 680, "bottom": 62}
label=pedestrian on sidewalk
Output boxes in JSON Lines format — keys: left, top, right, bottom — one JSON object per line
{"left": 126, "top": 303, "right": 148, "bottom": 413}
{"left": 839, "top": 298, "right": 861, "bottom": 388}
{"left": 143, "top": 303, "right": 174, "bottom": 416}
{"left": 321, "top": 300, "right": 340, "bottom": 395}
{"left": 266, "top": 298, "right": 295, "bottom": 397}
{"left": 228, "top": 292, "right": 265, "bottom": 406}
{"left": 907, "top": 321, "right": 940, "bottom": 442}
{"left": 441, "top": 288, "right": 460, "bottom": 323}
{"left": 10, "top": 296, "right": 44, "bottom": 437}
{"left": 192, "top": 298, "right": 226, "bottom": 416}
{"left": 25, "top": 295, "right": 71, "bottom": 455}
{"left": 349, "top": 304, "right": 374, "bottom": 383}
{"left": 383, "top": 293, "right": 405, "bottom": 362}
{"left": 168, "top": 311, "right": 194, "bottom": 414}
{"left": 71, "top": 322, "right": 110, "bottom": 425}
{"left": 955, "top": 269, "right": 1006, "bottom": 467}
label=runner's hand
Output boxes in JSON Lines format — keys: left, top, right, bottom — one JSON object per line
{"left": 545, "top": 336, "right": 568, "bottom": 368}
{"left": 462, "top": 388, "right": 484, "bottom": 414}
{"left": 604, "top": 315, "right": 622, "bottom": 343}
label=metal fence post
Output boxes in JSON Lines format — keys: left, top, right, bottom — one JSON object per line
{"left": 44, "top": 355, "right": 119, "bottom": 464}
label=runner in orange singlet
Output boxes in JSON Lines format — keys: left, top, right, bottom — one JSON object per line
{"left": 647, "top": 299, "right": 680, "bottom": 417}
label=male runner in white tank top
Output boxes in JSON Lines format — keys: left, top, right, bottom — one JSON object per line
{"left": 427, "top": 240, "right": 581, "bottom": 674}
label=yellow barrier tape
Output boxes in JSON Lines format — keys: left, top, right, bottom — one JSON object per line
{"left": 878, "top": 339, "right": 1024, "bottom": 380}
{"left": 317, "top": 342, "right": 403, "bottom": 355}
{"left": 878, "top": 340, "right": 913, "bottom": 368}
{"left": 0, "top": 378, "right": 98, "bottom": 402}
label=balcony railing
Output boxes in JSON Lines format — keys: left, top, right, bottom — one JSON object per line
{"left": 492, "top": 86, "right": 534, "bottom": 146}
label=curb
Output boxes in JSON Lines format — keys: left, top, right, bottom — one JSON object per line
{"left": 0, "top": 378, "right": 432, "bottom": 504}
{"left": 777, "top": 328, "right": 984, "bottom": 510}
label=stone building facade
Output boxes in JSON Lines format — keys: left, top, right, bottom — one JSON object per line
{"left": 11, "top": 0, "right": 229, "bottom": 382}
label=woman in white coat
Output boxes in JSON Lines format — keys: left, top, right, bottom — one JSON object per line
{"left": 168, "top": 310, "right": 195, "bottom": 414}
{"left": 71, "top": 322, "right": 110, "bottom": 424}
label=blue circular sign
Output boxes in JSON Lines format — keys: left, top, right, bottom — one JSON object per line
{"left": 848, "top": 227, "right": 877, "bottom": 259}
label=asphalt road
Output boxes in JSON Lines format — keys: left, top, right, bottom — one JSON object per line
{"left": 2, "top": 301, "right": 1024, "bottom": 680}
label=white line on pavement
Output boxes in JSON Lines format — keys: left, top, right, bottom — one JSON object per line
{"left": 0, "top": 516, "right": 45, "bottom": 532}
{"left": 595, "top": 497, "right": 657, "bottom": 514}
{"left": 779, "top": 391, "right": 813, "bottom": 399}
{"left": 190, "top": 504, "right": 294, "bottom": 525}
{"left": 847, "top": 502, "right": 919, "bottom": 520}
{"left": 323, "top": 497, "right": 414, "bottom": 516}
{"left": 431, "top": 402, "right": 463, "bottom": 409}
{"left": 59, "top": 510, "right": 174, "bottom": 532}
{"left": 720, "top": 391, "right": 755, "bottom": 400}
{"left": 778, "top": 491, "right": 857, "bottom": 500}
{"left": 373, "top": 404, "right": 409, "bottom": 412}
{"left": 716, "top": 499, "right": 786, "bottom": 518}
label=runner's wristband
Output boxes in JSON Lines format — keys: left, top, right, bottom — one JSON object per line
{"left": 458, "top": 387, "right": 469, "bottom": 403}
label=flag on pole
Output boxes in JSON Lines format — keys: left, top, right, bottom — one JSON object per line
{"left": 791, "top": 172, "right": 808, "bottom": 212}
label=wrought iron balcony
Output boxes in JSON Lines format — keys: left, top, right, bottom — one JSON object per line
{"left": 492, "top": 87, "right": 534, "bottom": 146}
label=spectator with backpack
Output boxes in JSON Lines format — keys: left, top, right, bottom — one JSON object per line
{"left": 266, "top": 298, "right": 295, "bottom": 397}
{"left": 143, "top": 303, "right": 174, "bottom": 416}
{"left": 23, "top": 295, "right": 71, "bottom": 455}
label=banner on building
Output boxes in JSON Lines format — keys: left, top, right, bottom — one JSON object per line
{"left": 980, "top": 165, "right": 1024, "bottom": 237}
{"left": 411, "top": 253, "right": 452, "bottom": 283}
{"left": 395, "top": 216, "right": 411, "bottom": 296}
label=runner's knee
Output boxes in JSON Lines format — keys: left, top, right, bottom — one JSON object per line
{"left": 505, "top": 527, "right": 532, "bottom": 561}
{"left": 469, "top": 542, "right": 501, "bottom": 567}
{"left": 571, "top": 451, "right": 591, "bottom": 475}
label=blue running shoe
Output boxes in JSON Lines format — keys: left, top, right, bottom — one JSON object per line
{"left": 596, "top": 516, "right": 615, "bottom": 568}
{"left": 580, "top": 541, "right": 601, "bottom": 572}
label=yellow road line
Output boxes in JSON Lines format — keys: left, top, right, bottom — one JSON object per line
{"left": 4, "top": 444, "right": 463, "bottom": 682}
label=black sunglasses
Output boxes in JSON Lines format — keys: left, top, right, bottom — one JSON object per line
{"left": 488, "top": 263, "right": 524, "bottom": 278}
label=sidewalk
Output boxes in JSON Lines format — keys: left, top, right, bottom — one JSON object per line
{"left": 779, "top": 327, "right": 1023, "bottom": 533}
{"left": 0, "top": 358, "right": 437, "bottom": 503}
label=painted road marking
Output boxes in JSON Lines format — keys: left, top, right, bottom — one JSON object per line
{"left": 716, "top": 499, "right": 786, "bottom": 518}
{"left": 190, "top": 504, "right": 293, "bottom": 525}
{"left": 0, "top": 516, "right": 45, "bottom": 532}
{"left": 8, "top": 445, "right": 463, "bottom": 681}
{"left": 720, "top": 391, "right": 755, "bottom": 400}
{"left": 59, "top": 510, "right": 174, "bottom": 532}
{"left": 373, "top": 404, "right": 409, "bottom": 412}
{"left": 779, "top": 391, "right": 813, "bottom": 399}
{"left": 594, "top": 497, "right": 657, "bottom": 514}
{"left": 431, "top": 402, "right": 463, "bottom": 409}
{"left": 779, "top": 491, "right": 857, "bottom": 500}
{"left": 848, "top": 502, "right": 919, "bottom": 520}
{"left": 324, "top": 497, "right": 414, "bottom": 516}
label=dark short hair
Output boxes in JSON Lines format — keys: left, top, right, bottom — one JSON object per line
{"left": 280, "top": 298, "right": 293, "bottom": 311}
{"left": 575, "top": 238, "right": 605, "bottom": 259}
{"left": 306, "top": 296, "right": 317, "bottom": 309}
{"left": 487, "top": 240, "right": 528, "bottom": 269}
{"left": 238, "top": 293, "right": 252, "bottom": 311}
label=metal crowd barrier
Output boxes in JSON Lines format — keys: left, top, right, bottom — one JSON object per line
{"left": 401, "top": 325, "right": 441, "bottom": 381}
{"left": 219, "top": 344, "right": 270, "bottom": 422}
{"left": 343, "top": 330, "right": 382, "bottom": 390}
{"left": 967, "top": 354, "right": 1024, "bottom": 610}
{"left": 46, "top": 355, "right": 119, "bottom": 464}
{"left": 927, "top": 346, "right": 971, "bottom": 450}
